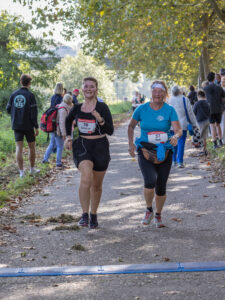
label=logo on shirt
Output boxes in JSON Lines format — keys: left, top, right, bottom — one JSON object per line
{"left": 157, "top": 115, "right": 164, "bottom": 121}
{"left": 14, "top": 95, "right": 26, "bottom": 108}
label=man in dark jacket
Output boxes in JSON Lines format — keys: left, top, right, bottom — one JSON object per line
{"left": 204, "top": 72, "right": 225, "bottom": 149}
{"left": 6, "top": 74, "right": 39, "bottom": 177}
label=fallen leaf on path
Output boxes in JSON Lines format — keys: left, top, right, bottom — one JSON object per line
{"left": 21, "top": 252, "right": 26, "bottom": 257}
{"left": 202, "top": 195, "right": 209, "bottom": 197}
{"left": 163, "top": 257, "right": 170, "bottom": 262}
{"left": 207, "top": 162, "right": 211, "bottom": 166}
{"left": 171, "top": 218, "right": 182, "bottom": 222}
{"left": 71, "top": 244, "right": 86, "bottom": 251}
{"left": 2, "top": 225, "right": 16, "bottom": 233}
{"left": 53, "top": 225, "right": 80, "bottom": 231}
{"left": 0, "top": 240, "right": 6, "bottom": 246}
{"left": 26, "top": 258, "right": 35, "bottom": 262}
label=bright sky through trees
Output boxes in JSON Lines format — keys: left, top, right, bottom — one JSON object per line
{"left": 0, "top": 0, "right": 78, "bottom": 46}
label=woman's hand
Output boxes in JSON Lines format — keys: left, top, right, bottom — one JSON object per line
{"left": 64, "top": 136, "right": 72, "bottom": 150}
{"left": 92, "top": 110, "right": 103, "bottom": 123}
{"left": 128, "top": 144, "right": 136, "bottom": 157}
{"left": 169, "top": 136, "right": 178, "bottom": 147}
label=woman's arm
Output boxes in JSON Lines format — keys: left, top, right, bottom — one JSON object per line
{"left": 93, "top": 103, "right": 114, "bottom": 135}
{"left": 186, "top": 98, "right": 198, "bottom": 127}
{"left": 170, "top": 120, "right": 182, "bottom": 146}
{"left": 128, "top": 118, "right": 138, "bottom": 157}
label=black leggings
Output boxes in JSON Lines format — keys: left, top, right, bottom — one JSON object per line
{"left": 138, "top": 149, "right": 172, "bottom": 196}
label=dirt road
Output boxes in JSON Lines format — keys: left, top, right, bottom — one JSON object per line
{"left": 1, "top": 121, "right": 225, "bottom": 300}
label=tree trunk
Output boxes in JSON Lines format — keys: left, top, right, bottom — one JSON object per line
{"left": 198, "top": 14, "right": 210, "bottom": 84}
{"left": 202, "top": 46, "right": 210, "bottom": 79}
{"left": 199, "top": 55, "right": 205, "bottom": 86}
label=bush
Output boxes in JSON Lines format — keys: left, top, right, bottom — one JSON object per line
{"left": 108, "top": 101, "right": 132, "bottom": 114}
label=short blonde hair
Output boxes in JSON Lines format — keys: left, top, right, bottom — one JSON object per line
{"left": 63, "top": 94, "right": 73, "bottom": 105}
{"left": 54, "top": 82, "right": 64, "bottom": 95}
{"left": 151, "top": 80, "right": 168, "bottom": 99}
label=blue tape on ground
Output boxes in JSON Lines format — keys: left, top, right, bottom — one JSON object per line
{"left": 0, "top": 261, "right": 225, "bottom": 277}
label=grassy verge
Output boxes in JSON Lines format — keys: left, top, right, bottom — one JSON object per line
{"left": 0, "top": 101, "right": 132, "bottom": 207}
{"left": 207, "top": 141, "right": 225, "bottom": 166}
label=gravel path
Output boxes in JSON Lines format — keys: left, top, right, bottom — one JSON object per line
{"left": 0, "top": 121, "right": 225, "bottom": 300}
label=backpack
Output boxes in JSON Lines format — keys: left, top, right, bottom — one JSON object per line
{"left": 40, "top": 105, "right": 66, "bottom": 133}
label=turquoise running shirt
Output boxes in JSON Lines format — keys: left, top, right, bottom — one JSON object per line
{"left": 132, "top": 102, "right": 178, "bottom": 145}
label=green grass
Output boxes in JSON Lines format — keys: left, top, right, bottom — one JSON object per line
{"left": 0, "top": 190, "right": 10, "bottom": 208}
{"left": 207, "top": 141, "right": 225, "bottom": 166}
{"left": 108, "top": 101, "right": 132, "bottom": 114}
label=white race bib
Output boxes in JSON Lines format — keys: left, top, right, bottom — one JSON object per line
{"left": 78, "top": 118, "right": 96, "bottom": 134}
{"left": 147, "top": 131, "right": 168, "bottom": 144}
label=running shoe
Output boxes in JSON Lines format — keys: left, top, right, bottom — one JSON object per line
{"left": 141, "top": 210, "right": 154, "bottom": 225}
{"left": 178, "top": 163, "right": 185, "bottom": 168}
{"left": 78, "top": 213, "right": 89, "bottom": 227}
{"left": 30, "top": 168, "right": 40, "bottom": 175}
{"left": 90, "top": 213, "right": 98, "bottom": 229}
{"left": 154, "top": 214, "right": 165, "bottom": 228}
{"left": 213, "top": 143, "right": 220, "bottom": 149}
{"left": 219, "top": 140, "right": 224, "bottom": 147}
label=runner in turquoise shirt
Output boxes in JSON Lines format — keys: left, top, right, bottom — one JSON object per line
{"left": 128, "top": 80, "right": 182, "bottom": 228}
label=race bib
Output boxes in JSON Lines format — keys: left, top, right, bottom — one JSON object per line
{"left": 147, "top": 131, "right": 168, "bottom": 144}
{"left": 77, "top": 118, "right": 96, "bottom": 134}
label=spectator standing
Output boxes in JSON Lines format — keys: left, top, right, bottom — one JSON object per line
{"left": 51, "top": 83, "right": 63, "bottom": 107}
{"left": 215, "top": 74, "right": 221, "bottom": 86}
{"left": 187, "top": 85, "right": 198, "bottom": 106}
{"left": 132, "top": 91, "right": 139, "bottom": 111}
{"left": 6, "top": 74, "right": 39, "bottom": 178}
{"left": 193, "top": 90, "right": 210, "bottom": 156}
{"left": 43, "top": 94, "right": 73, "bottom": 167}
{"left": 221, "top": 77, "right": 225, "bottom": 142}
{"left": 204, "top": 72, "right": 225, "bottom": 149}
{"left": 72, "top": 89, "right": 79, "bottom": 104}
{"left": 169, "top": 86, "right": 198, "bottom": 168}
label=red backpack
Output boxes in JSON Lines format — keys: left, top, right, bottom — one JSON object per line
{"left": 40, "top": 105, "right": 66, "bottom": 133}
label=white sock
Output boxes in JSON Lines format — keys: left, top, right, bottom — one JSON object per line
{"left": 19, "top": 170, "right": 24, "bottom": 176}
{"left": 30, "top": 167, "right": 34, "bottom": 172}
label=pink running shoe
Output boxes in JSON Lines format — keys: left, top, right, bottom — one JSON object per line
{"left": 154, "top": 214, "right": 165, "bottom": 228}
{"left": 141, "top": 210, "right": 154, "bottom": 225}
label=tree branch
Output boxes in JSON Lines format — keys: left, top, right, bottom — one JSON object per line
{"left": 207, "top": 0, "right": 225, "bottom": 23}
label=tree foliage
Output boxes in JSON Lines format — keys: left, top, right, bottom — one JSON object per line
{"left": 0, "top": 11, "right": 59, "bottom": 110}
{"left": 56, "top": 51, "right": 116, "bottom": 103}
{"left": 14, "top": 0, "right": 225, "bottom": 85}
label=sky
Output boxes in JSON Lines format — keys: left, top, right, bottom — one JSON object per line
{"left": 0, "top": 0, "right": 80, "bottom": 47}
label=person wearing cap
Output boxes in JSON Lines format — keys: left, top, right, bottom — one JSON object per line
{"left": 128, "top": 80, "right": 182, "bottom": 228}
{"left": 72, "top": 89, "right": 79, "bottom": 104}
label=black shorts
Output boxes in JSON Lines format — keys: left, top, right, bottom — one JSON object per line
{"left": 72, "top": 136, "right": 110, "bottom": 171}
{"left": 209, "top": 113, "right": 222, "bottom": 124}
{"left": 14, "top": 129, "right": 35, "bottom": 143}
